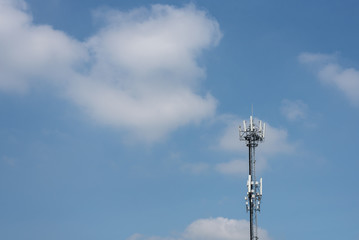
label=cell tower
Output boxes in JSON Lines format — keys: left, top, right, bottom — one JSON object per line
{"left": 239, "top": 115, "right": 265, "bottom": 240}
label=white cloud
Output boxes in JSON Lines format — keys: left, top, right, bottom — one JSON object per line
{"left": 218, "top": 116, "right": 244, "bottom": 153}
{"left": 215, "top": 159, "right": 248, "bottom": 176}
{"left": 218, "top": 116, "right": 294, "bottom": 155}
{"left": 216, "top": 115, "right": 294, "bottom": 176}
{"left": 259, "top": 123, "right": 294, "bottom": 155}
{"left": 299, "top": 52, "right": 359, "bottom": 105}
{"left": 223, "top": 117, "right": 294, "bottom": 156}
{"left": 281, "top": 99, "right": 308, "bottom": 121}
{"left": 0, "top": 0, "right": 222, "bottom": 141}
{"left": 128, "top": 217, "right": 271, "bottom": 240}
{"left": 0, "top": 0, "right": 87, "bottom": 91}
{"left": 184, "top": 217, "right": 270, "bottom": 240}
{"left": 298, "top": 52, "right": 336, "bottom": 65}
{"left": 67, "top": 78, "right": 217, "bottom": 141}
{"left": 2, "top": 155, "right": 16, "bottom": 167}
{"left": 181, "top": 162, "right": 210, "bottom": 174}
{"left": 127, "top": 233, "right": 144, "bottom": 240}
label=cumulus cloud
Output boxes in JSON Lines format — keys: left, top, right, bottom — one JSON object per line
{"left": 180, "top": 162, "right": 210, "bottom": 174}
{"left": 219, "top": 116, "right": 294, "bottom": 155}
{"left": 298, "top": 52, "right": 336, "bottom": 64}
{"left": 0, "top": 0, "right": 222, "bottom": 141}
{"left": 0, "top": 0, "right": 87, "bottom": 91}
{"left": 128, "top": 217, "right": 271, "bottom": 240}
{"left": 299, "top": 52, "right": 359, "bottom": 105}
{"left": 281, "top": 99, "right": 308, "bottom": 121}
{"left": 216, "top": 115, "right": 294, "bottom": 176}
{"left": 215, "top": 159, "right": 248, "bottom": 176}
{"left": 184, "top": 217, "right": 270, "bottom": 240}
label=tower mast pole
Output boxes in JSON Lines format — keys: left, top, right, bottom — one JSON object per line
{"left": 240, "top": 115, "right": 265, "bottom": 240}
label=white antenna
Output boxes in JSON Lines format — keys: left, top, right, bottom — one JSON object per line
{"left": 247, "top": 175, "right": 252, "bottom": 193}
{"left": 250, "top": 116, "right": 253, "bottom": 131}
{"left": 263, "top": 123, "right": 266, "bottom": 138}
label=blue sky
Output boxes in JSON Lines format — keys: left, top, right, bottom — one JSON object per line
{"left": 1, "top": 0, "right": 359, "bottom": 239}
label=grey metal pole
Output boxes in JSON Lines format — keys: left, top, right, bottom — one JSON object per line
{"left": 248, "top": 140, "right": 254, "bottom": 240}
{"left": 240, "top": 116, "right": 264, "bottom": 240}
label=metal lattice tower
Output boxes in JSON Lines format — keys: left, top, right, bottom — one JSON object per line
{"left": 239, "top": 115, "right": 265, "bottom": 240}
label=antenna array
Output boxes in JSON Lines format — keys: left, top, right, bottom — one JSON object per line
{"left": 239, "top": 115, "right": 265, "bottom": 240}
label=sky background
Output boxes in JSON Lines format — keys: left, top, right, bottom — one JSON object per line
{"left": 1, "top": 0, "right": 359, "bottom": 239}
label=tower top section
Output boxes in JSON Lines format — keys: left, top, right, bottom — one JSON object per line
{"left": 239, "top": 116, "right": 265, "bottom": 143}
